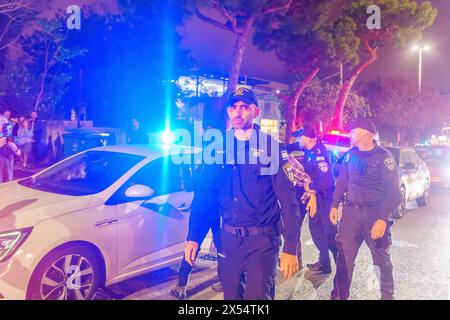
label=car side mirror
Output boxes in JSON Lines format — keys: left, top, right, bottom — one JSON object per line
{"left": 125, "top": 184, "right": 154, "bottom": 199}
{"left": 403, "top": 162, "right": 416, "bottom": 170}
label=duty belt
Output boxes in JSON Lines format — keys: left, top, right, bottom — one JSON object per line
{"left": 345, "top": 200, "right": 368, "bottom": 210}
{"left": 222, "top": 223, "right": 278, "bottom": 238}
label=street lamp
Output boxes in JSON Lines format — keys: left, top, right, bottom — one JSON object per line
{"left": 412, "top": 45, "right": 431, "bottom": 93}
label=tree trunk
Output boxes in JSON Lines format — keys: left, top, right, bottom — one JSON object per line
{"left": 284, "top": 66, "right": 320, "bottom": 143}
{"left": 330, "top": 39, "right": 378, "bottom": 129}
{"left": 34, "top": 46, "right": 50, "bottom": 112}
{"left": 227, "top": 18, "right": 254, "bottom": 93}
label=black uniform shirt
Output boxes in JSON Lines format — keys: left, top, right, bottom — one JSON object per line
{"left": 331, "top": 145, "right": 402, "bottom": 222}
{"left": 187, "top": 128, "right": 301, "bottom": 255}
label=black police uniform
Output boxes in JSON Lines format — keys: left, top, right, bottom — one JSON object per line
{"left": 187, "top": 127, "right": 301, "bottom": 300}
{"left": 286, "top": 141, "right": 337, "bottom": 268}
{"left": 331, "top": 144, "right": 402, "bottom": 299}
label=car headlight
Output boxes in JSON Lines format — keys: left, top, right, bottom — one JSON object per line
{"left": 0, "top": 228, "right": 32, "bottom": 263}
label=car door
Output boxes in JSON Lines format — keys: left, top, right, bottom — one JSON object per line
{"left": 113, "top": 156, "right": 194, "bottom": 275}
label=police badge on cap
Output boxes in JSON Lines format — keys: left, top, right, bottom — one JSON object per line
{"left": 226, "top": 87, "right": 259, "bottom": 107}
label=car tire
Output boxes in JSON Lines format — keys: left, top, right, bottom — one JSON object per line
{"left": 27, "top": 244, "right": 103, "bottom": 300}
{"left": 392, "top": 187, "right": 406, "bottom": 219}
{"left": 416, "top": 183, "right": 430, "bottom": 207}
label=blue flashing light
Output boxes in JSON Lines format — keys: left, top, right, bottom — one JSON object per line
{"left": 161, "top": 131, "right": 175, "bottom": 145}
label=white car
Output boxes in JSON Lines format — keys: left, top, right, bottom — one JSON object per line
{"left": 0, "top": 144, "right": 199, "bottom": 300}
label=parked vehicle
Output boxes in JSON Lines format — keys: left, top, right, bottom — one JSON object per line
{"left": 0, "top": 144, "right": 198, "bottom": 300}
{"left": 415, "top": 145, "right": 450, "bottom": 188}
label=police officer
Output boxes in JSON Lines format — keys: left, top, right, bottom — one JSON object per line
{"left": 184, "top": 87, "right": 301, "bottom": 300}
{"left": 329, "top": 119, "right": 402, "bottom": 300}
{"left": 287, "top": 125, "right": 337, "bottom": 273}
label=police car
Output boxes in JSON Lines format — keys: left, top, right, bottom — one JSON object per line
{"left": 0, "top": 144, "right": 199, "bottom": 300}
{"left": 321, "top": 130, "right": 352, "bottom": 161}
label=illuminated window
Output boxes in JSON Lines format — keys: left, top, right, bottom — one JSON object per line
{"left": 260, "top": 118, "right": 279, "bottom": 135}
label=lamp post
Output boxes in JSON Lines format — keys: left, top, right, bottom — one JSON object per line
{"left": 412, "top": 45, "right": 431, "bottom": 94}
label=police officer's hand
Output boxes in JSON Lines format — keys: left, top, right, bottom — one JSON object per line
{"left": 306, "top": 193, "right": 317, "bottom": 218}
{"left": 184, "top": 241, "right": 199, "bottom": 266}
{"left": 329, "top": 207, "right": 341, "bottom": 225}
{"left": 371, "top": 219, "right": 387, "bottom": 240}
{"left": 279, "top": 252, "right": 299, "bottom": 278}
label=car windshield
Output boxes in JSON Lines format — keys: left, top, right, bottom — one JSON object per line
{"left": 321, "top": 134, "right": 351, "bottom": 148}
{"left": 18, "top": 151, "right": 145, "bottom": 196}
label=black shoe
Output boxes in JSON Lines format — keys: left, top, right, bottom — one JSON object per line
{"left": 307, "top": 261, "right": 332, "bottom": 274}
{"left": 170, "top": 286, "right": 187, "bottom": 300}
{"left": 211, "top": 282, "right": 223, "bottom": 293}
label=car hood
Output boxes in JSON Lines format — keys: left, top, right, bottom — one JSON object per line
{"left": 0, "top": 181, "right": 92, "bottom": 232}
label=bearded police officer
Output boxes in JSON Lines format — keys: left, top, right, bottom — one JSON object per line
{"left": 329, "top": 119, "right": 402, "bottom": 300}
{"left": 287, "top": 125, "right": 337, "bottom": 273}
{"left": 184, "top": 87, "right": 301, "bottom": 300}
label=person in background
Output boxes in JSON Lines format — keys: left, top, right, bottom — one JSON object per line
{"left": 127, "top": 118, "right": 148, "bottom": 144}
{"left": 0, "top": 133, "right": 21, "bottom": 183}
{"left": 29, "top": 111, "right": 43, "bottom": 167}
{"left": 17, "top": 119, "right": 33, "bottom": 169}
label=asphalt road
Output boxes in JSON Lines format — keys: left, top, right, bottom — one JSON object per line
{"left": 96, "top": 186, "right": 450, "bottom": 301}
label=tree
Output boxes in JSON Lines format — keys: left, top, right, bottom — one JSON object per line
{"left": 253, "top": 1, "right": 360, "bottom": 142}
{"left": 20, "top": 17, "right": 86, "bottom": 114}
{"left": 0, "top": 1, "right": 31, "bottom": 58}
{"left": 298, "top": 79, "right": 371, "bottom": 128}
{"left": 329, "top": 0, "right": 437, "bottom": 129}
{"left": 187, "top": 0, "right": 295, "bottom": 92}
{"left": 364, "top": 77, "right": 450, "bottom": 145}
{"left": 64, "top": 0, "right": 195, "bottom": 128}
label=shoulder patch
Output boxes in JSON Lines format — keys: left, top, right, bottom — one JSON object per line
{"left": 318, "top": 161, "right": 329, "bottom": 173}
{"left": 384, "top": 157, "right": 396, "bottom": 171}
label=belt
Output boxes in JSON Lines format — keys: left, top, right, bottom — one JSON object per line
{"left": 222, "top": 223, "right": 278, "bottom": 237}
{"left": 345, "top": 200, "right": 368, "bottom": 210}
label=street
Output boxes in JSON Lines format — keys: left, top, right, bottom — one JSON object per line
{"left": 95, "top": 186, "right": 450, "bottom": 300}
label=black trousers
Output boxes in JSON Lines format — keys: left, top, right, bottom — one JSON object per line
{"left": 218, "top": 230, "right": 281, "bottom": 300}
{"left": 298, "top": 195, "right": 338, "bottom": 265}
{"left": 332, "top": 205, "right": 394, "bottom": 300}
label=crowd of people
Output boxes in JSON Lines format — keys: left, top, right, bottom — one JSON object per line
{"left": 0, "top": 110, "right": 43, "bottom": 183}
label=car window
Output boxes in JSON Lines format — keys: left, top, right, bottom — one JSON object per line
{"left": 19, "top": 151, "right": 144, "bottom": 196}
{"left": 321, "top": 134, "right": 351, "bottom": 148}
{"left": 123, "top": 156, "right": 190, "bottom": 197}
{"left": 416, "top": 147, "right": 450, "bottom": 160}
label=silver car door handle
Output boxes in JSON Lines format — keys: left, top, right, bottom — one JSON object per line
{"left": 95, "top": 218, "right": 118, "bottom": 227}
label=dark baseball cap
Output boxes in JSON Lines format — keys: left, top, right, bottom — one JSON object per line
{"left": 291, "top": 125, "right": 317, "bottom": 139}
{"left": 350, "top": 118, "right": 377, "bottom": 134}
{"left": 226, "top": 87, "right": 259, "bottom": 108}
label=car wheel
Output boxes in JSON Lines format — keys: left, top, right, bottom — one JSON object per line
{"left": 392, "top": 187, "right": 406, "bottom": 219}
{"left": 28, "top": 244, "right": 103, "bottom": 300}
{"left": 416, "top": 184, "right": 430, "bottom": 207}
